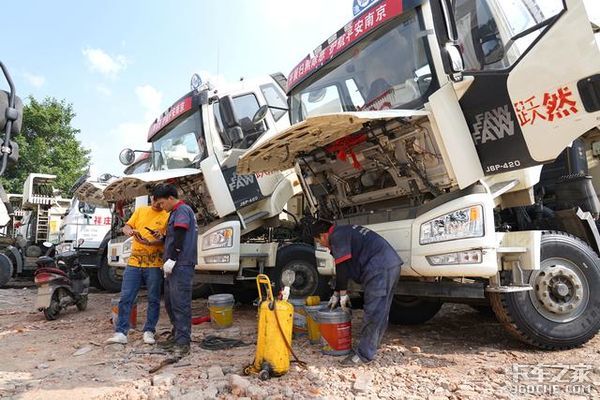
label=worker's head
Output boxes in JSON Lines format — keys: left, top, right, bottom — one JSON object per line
{"left": 151, "top": 184, "right": 179, "bottom": 211}
{"left": 149, "top": 196, "right": 163, "bottom": 212}
{"left": 309, "top": 219, "right": 333, "bottom": 248}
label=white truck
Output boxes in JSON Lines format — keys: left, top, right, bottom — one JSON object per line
{"left": 1, "top": 174, "right": 71, "bottom": 283}
{"left": 237, "top": 0, "right": 600, "bottom": 349}
{"left": 98, "top": 74, "right": 331, "bottom": 299}
{"left": 57, "top": 174, "right": 116, "bottom": 291}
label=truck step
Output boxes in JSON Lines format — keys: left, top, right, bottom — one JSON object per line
{"left": 489, "top": 179, "right": 519, "bottom": 199}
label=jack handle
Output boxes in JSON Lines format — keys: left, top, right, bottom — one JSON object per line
{"left": 256, "top": 274, "right": 274, "bottom": 304}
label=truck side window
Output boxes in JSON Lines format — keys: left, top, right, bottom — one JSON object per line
{"left": 260, "top": 84, "right": 288, "bottom": 121}
{"left": 213, "top": 94, "right": 267, "bottom": 150}
{"left": 453, "top": 0, "right": 564, "bottom": 72}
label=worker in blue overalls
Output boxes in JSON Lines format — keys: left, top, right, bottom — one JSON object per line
{"left": 152, "top": 183, "right": 198, "bottom": 358}
{"left": 310, "top": 219, "right": 403, "bottom": 366}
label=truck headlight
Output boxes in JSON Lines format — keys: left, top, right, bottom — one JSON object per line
{"left": 420, "top": 205, "right": 484, "bottom": 245}
{"left": 123, "top": 239, "right": 132, "bottom": 254}
{"left": 202, "top": 227, "right": 234, "bottom": 250}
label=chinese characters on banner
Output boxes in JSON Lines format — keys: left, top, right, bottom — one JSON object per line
{"left": 93, "top": 216, "right": 112, "bottom": 225}
{"left": 514, "top": 86, "right": 579, "bottom": 127}
{"left": 287, "top": 0, "right": 403, "bottom": 89}
{"left": 147, "top": 97, "right": 193, "bottom": 139}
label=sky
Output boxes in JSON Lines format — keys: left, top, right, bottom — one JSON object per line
{"left": 2, "top": 0, "right": 600, "bottom": 177}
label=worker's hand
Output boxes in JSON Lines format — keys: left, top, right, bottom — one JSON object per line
{"left": 163, "top": 259, "right": 176, "bottom": 278}
{"left": 151, "top": 230, "right": 164, "bottom": 241}
{"left": 328, "top": 292, "right": 340, "bottom": 310}
{"left": 123, "top": 225, "right": 134, "bottom": 236}
{"left": 340, "top": 294, "right": 351, "bottom": 310}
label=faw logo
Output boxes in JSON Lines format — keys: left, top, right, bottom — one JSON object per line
{"left": 228, "top": 172, "right": 256, "bottom": 192}
{"left": 471, "top": 105, "right": 515, "bottom": 145}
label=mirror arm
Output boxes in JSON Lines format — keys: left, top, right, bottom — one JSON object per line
{"left": 268, "top": 105, "right": 289, "bottom": 112}
{"left": 0, "top": 62, "right": 17, "bottom": 177}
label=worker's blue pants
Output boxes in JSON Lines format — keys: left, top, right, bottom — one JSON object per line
{"left": 164, "top": 264, "right": 194, "bottom": 345}
{"left": 356, "top": 264, "right": 401, "bottom": 361}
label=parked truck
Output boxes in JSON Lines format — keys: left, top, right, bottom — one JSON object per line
{"left": 236, "top": 0, "right": 600, "bottom": 349}
{"left": 56, "top": 174, "right": 117, "bottom": 291}
{"left": 1, "top": 174, "right": 71, "bottom": 284}
{"left": 95, "top": 74, "right": 330, "bottom": 299}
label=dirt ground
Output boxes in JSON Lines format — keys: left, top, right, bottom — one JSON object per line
{"left": 0, "top": 279, "right": 598, "bottom": 400}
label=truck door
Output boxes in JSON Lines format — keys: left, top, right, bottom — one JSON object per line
{"left": 436, "top": 0, "right": 600, "bottom": 175}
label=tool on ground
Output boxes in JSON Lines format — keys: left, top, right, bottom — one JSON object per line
{"left": 198, "top": 335, "right": 249, "bottom": 350}
{"left": 192, "top": 315, "right": 210, "bottom": 325}
{"left": 244, "top": 274, "right": 302, "bottom": 380}
{"left": 149, "top": 357, "right": 179, "bottom": 374}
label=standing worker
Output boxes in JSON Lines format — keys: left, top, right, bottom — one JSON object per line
{"left": 310, "top": 220, "right": 403, "bottom": 366}
{"left": 106, "top": 197, "right": 169, "bottom": 345}
{"left": 153, "top": 184, "right": 198, "bottom": 358}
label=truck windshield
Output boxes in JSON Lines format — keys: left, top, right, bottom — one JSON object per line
{"left": 151, "top": 111, "right": 207, "bottom": 170}
{"left": 290, "top": 9, "right": 436, "bottom": 124}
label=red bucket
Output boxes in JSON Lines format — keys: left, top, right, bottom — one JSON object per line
{"left": 317, "top": 309, "right": 352, "bottom": 356}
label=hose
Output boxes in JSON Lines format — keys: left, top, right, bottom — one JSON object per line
{"left": 198, "top": 335, "right": 249, "bottom": 351}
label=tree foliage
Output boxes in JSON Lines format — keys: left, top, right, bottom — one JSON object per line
{"left": 1, "top": 96, "right": 90, "bottom": 194}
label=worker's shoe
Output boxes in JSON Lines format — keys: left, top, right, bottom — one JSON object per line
{"left": 158, "top": 337, "right": 176, "bottom": 349}
{"left": 143, "top": 331, "right": 156, "bottom": 345}
{"left": 340, "top": 353, "right": 371, "bottom": 367}
{"left": 171, "top": 343, "right": 190, "bottom": 358}
{"left": 106, "top": 332, "right": 128, "bottom": 345}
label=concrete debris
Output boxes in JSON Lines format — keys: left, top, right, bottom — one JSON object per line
{"left": 72, "top": 346, "right": 93, "bottom": 356}
{"left": 229, "top": 374, "right": 251, "bottom": 396}
{"left": 151, "top": 372, "right": 176, "bottom": 387}
{"left": 207, "top": 365, "right": 224, "bottom": 380}
{"left": 353, "top": 371, "right": 374, "bottom": 393}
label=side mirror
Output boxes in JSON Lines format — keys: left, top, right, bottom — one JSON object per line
{"left": 119, "top": 148, "right": 135, "bottom": 166}
{"left": 218, "top": 96, "right": 240, "bottom": 129}
{"left": 444, "top": 43, "right": 464, "bottom": 73}
{"left": 252, "top": 105, "right": 270, "bottom": 125}
{"left": 0, "top": 91, "right": 23, "bottom": 135}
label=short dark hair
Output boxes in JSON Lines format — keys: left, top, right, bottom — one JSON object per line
{"left": 309, "top": 219, "right": 333, "bottom": 238}
{"left": 152, "top": 183, "right": 178, "bottom": 200}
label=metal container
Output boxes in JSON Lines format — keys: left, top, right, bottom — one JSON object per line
{"left": 317, "top": 308, "right": 352, "bottom": 356}
{"left": 290, "top": 298, "right": 308, "bottom": 337}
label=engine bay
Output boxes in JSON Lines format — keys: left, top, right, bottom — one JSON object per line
{"left": 299, "top": 118, "right": 455, "bottom": 219}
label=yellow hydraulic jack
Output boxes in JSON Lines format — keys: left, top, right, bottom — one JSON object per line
{"left": 244, "top": 274, "right": 295, "bottom": 380}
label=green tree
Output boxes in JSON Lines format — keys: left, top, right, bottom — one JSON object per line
{"left": 1, "top": 96, "right": 90, "bottom": 194}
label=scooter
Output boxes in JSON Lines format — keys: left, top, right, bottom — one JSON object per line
{"left": 34, "top": 240, "right": 90, "bottom": 320}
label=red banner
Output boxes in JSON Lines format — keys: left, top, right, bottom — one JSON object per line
{"left": 147, "top": 97, "right": 193, "bottom": 141}
{"left": 287, "top": 0, "right": 403, "bottom": 91}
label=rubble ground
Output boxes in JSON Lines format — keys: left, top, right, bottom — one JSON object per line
{"left": 0, "top": 280, "right": 598, "bottom": 400}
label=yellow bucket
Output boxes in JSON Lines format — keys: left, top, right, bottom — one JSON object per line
{"left": 208, "top": 294, "right": 235, "bottom": 329}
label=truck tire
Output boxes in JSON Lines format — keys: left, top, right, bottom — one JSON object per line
{"left": 490, "top": 231, "right": 600, "bottom": 350}
{"left": 97, "top": 256, "right": 122, "bottom": 293}
{"left": 271, "top": 243, "right": 331, "bottom": 299}
{"left": 389, "top": 296, "right": 442, "bottom": 325}
{"left": 0, "top": 253, "right": 13, "bottom": 287}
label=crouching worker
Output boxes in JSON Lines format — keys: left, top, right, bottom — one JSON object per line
{"left": 310, "top": 220, "right": 403, "bottom": 366}
{"left": 106, "top": 197, "right": 169, "bottom": 345}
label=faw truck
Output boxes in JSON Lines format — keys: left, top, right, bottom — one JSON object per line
{"left": 237, "top": 0, "right": 600, "bottom": 349}
{"left": 98, "top": 74, "right": 330, "bottom": 299}
{"left": 57, "top": 174, "right": 116, "bottom": 291}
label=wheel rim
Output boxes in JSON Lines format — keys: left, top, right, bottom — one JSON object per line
{"left": 528, "top": 257, "right": 589, "bottom": 323}
{"left": 281, "top": 261, "right": 318, "bottom": 298}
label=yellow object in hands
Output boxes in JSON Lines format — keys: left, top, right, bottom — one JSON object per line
{"left": 244, "top": 274, "right": 293, "bottom": 380}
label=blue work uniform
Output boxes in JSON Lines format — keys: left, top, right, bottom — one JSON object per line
{"left": 163, "top": 200, "right": 198, "bottom": 345}
{"left": 329, "top": 224, "right": 403, "bottom": 361}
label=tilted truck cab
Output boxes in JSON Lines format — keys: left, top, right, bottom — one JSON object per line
{"left": 100, "top": 74, "right": 330, "bottom": 299}
{"left": 238, "top": 0, "right": 600, "bottom": 349}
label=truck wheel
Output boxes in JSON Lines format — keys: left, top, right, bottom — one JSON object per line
{"left": 389, "top": 296, "right": 442, "bottom": 325}
{"left": 0, "top": 253, "right": 13, "bottom": 287}
{"left": 490, "top": 231, "right": 600, "bottom": 350}
{"left": 97, "top": 257, "right": 122, "bottom": 293}
{"left": 272, "top": 244, "right": 331, "bottom": 299}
